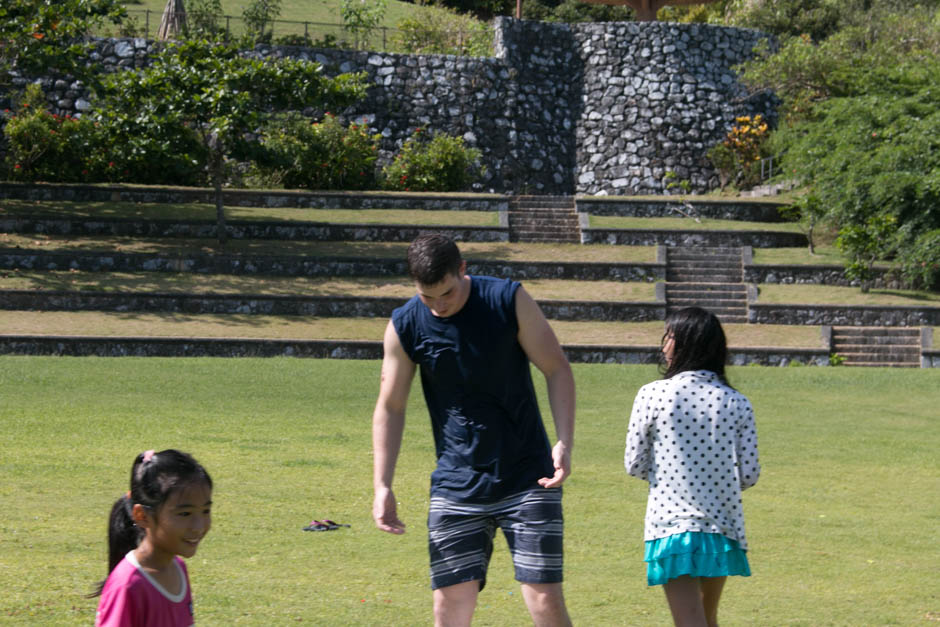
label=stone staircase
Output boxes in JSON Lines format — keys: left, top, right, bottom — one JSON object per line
{"left": 665, "top": 246, "right": 749, "bottom": 324}
{"left": 830, "top": 327, "right": 922, "bottom": 367}
{"left": 507, "top": 196, "right": 580, "bottom": 243}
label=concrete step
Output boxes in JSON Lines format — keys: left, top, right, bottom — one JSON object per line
{"left": 668, "top": 254, "right": 742, "bottom": 263}
{"left": 834, "top": 344, "right": 920, "bottom": 356}
{"left": 839, "top": 360, "right": 919, "bottom": 368}
{"left": 832, "top": 328, "right": 920, "bottom": 338}
{"left": 666, "top": 288, "right": 747, "bottom": 297}
{"left": 667, "top": 273, "right": 743, "bottom": 282}
{"left": 668, "top": 301, "right": 747, "bottom": 311}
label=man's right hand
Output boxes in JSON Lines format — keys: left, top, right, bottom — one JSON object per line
{"left": 373, "top": 486, "right": 406, "bottom": 534}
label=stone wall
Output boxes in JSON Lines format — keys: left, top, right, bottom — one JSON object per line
{"left": 7, "top": 19, "right": 775, "bottom": 196}
{"left": 749, "top": 304, "right": 940, "bottom": 326}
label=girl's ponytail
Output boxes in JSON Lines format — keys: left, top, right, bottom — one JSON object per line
{"left": 89, "top": 494, "right": 143, "bottom": 597}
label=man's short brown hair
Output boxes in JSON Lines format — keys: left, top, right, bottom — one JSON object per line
{"left": 407, "top": 234, "right": 463, "bottom": 285}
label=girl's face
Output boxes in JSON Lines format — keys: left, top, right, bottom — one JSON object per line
{"left": 661, "top": 329, "right": 676, "bottom": 365}
{"left": 141, "top": 482, "right": 213, "bottom": 561}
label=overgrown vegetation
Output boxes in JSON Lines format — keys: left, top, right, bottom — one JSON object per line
{"left": 0, "top": 0, "right": 126, "bottom": 90}
{"left": 255, "top": 112, "right": 380, "bottom": 190}
{"left": 381, "top": 128, "right": 483, "bottom": 192}
{"left": 92, "top": 40, "right": 367, "bottom": 243}
{"left": 394, "top": 4, "right": 493, "bottom": 56}
{"left": 732, "top": 0, "right": 940, "bottom": 291}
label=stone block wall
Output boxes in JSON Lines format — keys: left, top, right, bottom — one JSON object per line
{"left": 6, "top": 19, "right": 775, "bottom": 196}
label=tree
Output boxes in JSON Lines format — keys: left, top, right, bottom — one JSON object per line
{"left": 94, "top": 40, "right": 367, "bottom": 244}
{"left": 340, "top": 0, "right": 388, "bottom": 50}
{"left": 242, "top": 0, "right": 281, "bottom": 44}
{"left": 734, "top": 2, "right": 940, "bottom": 290}
{"left": 0, "top": 0, "right": 126, "bottom": 89}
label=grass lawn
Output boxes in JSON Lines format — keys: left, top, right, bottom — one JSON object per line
{"left": 0, "top": 199, "right": 500, "bottom": 226}
{"left": 0, "top": 271, "right": 660, "bottom": 302}
{"left": 0, "top": 311, "right": 825, "bottom": 347}
{"left": 116, "top": 0, "right": 426, "bottom": 42}
{"left": 756, "top": 284, "right": 940, "bottom": 306}
{"left": 0, "top": 357, "right": 937, "bottom": 625}
{"left": 0, "top": 233, "right": 657, "bottom": 263}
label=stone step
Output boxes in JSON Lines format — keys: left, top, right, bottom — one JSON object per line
{"left": 666, "top": 290, "right": 747, "bottom": 300}
{"left": 832, "top": 327, "right": 920, "bottom": 338}
{"left": 838, "top": 360, "right": 919, "bottom": 368}
{"left": 509, "top": 205, "right": 577, "bottom": 215}
{"left": 668, "top": 266, "right": 742, "bottom": 275}
{"left": 665, "top": 282, "right": 745, "bottom": 291}
{"left": 834, "top": 345, "right": 920, "bottom": 356}
{"left": 832, "top": 337, "right": 920, "bottom": 347}
{"left": 668, "top": 261, "right": 742, "bottom": 270}
{"left": 667, "top": 246, "right": 742, "bottom": 255}
{"left": 513, "top": 226, "right": 579, "bottom": 235}
{"left": 666, "top": 268, "right": 744, "bottom": 283}
{"left": 668, "top": 253, "right": 742, "bottom": 262}
{"left": 511, "top": 236, "right": 581, "bottom": 243}
{"left": 667, "top": 300, "right": 747, "bottom": 311}
{"left": 510, "top": 217, "right": 580, "bottom": 226}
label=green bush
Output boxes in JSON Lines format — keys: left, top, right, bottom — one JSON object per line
{"left": 259, "top": 112, "right": 379, "bottom": 190}
{"left": 3, "top": 87, "right": 98, "bottom": 182}
{"left": 91, "top": 108, "right": 209, "bottom": 186}
{"left": 706, "top": 114, "right": 771, "bottom": 190}
{"left": 394, "top": 5, "right": 492, "bottom": 57}
{"left": 382, "top": 129, "right": 483, "bottom": 192}
{"left": 897, "top": 229, "right": 940, "bottom": 291}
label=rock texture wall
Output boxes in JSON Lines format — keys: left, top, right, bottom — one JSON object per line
{"left": 7, "top": 19, "right": 775, "bottom": 195}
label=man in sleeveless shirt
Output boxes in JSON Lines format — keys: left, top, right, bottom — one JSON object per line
{"left": 372, "top": 234, "right": 576, "bottom": 627}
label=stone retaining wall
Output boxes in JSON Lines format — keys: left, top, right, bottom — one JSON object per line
{"left": 0, "top": 216, "right": 508, "bottom": 243}
{"left": 576, "top": 197, "right": 787, "bottom": 222}
{"left": 749, "top": 303, "right": 940, "bottom": 326}
{"left": 0, "top": 182, "right": 509, "bottom": 211}
{"left": 7, "top": 19, "right": 775, "bottom": 195}
{"left": 0, "top": 335, "right": 831, "bottom": 365}
{"left": 7, "top": 289, "right": 934, "bottom": 327}
{"left": 583, "top": 228, "right": 805, "bottom": 248}
{"left": 745, "top": 264, "right": 894, "bottom": 288}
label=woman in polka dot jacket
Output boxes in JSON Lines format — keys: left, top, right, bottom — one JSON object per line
{"left": 625, "top": 306, "right": 760, "bottom": 627}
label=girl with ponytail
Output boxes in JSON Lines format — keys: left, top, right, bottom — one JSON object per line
{"left": 92, "top": 449, "right": 213, "bottom": 626}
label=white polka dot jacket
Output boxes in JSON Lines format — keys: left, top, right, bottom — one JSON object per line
{"left": 625, "top": 369, "right": 761, "bottom": 548}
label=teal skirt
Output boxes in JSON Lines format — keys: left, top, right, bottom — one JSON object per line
{"left": 644, "top": 532, "right": 750, "bottom": 586}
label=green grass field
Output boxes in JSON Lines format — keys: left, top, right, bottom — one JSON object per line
{"left": 116, "top": 0, "right": 428, "bottom": 46}
{"left": 1, "top": 357, "right": 937, "bottom": 625}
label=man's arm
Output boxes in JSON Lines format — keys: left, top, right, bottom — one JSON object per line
{"left": 372, "top": 319, "right": 417, "bottom": 534}
{"left": 515, "top": 286, "right": 575, "bottom": 489}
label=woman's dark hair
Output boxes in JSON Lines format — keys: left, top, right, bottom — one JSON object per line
{"left": 407, "top": 234, "right": 463, "bottom": 285}
{"left": 90, "top": 449, "right": 212, "bottom": 597}
{"left": 660, "top": 306, "right": 731, "bottom": 385}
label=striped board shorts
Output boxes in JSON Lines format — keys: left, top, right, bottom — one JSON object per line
{"left": 427, "top": 487, "right": 564, "bottom": 591}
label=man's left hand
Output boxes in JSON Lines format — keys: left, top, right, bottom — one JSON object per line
{"left": 538, "top": 441, "right": 571, "bottom": 488}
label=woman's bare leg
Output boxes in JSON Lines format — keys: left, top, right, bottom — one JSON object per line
{"left": 663, "top": 575, "right": 707, "bottom": 627}
{"left": 701, "top": 576, "right": 727, "bottom": 627}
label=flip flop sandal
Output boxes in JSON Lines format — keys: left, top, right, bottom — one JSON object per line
{"left": 302, "top": 519, "right": 351, "bottom": 531}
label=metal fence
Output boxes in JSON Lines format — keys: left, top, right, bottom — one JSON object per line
{"left": 110, "top": 9, "right": 401, "bottom": 52}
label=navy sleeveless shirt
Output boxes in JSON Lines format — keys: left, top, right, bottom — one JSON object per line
{"left": 392, "top": 275, "right": 554, "bottom": 503}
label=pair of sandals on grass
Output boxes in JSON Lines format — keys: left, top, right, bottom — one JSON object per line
{"left": 302, "top": 518, "right": 351, "bottom": 532}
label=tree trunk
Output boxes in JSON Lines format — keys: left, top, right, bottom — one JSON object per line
{"left": 215, "top": 177, "right": 227, "bottom": 247}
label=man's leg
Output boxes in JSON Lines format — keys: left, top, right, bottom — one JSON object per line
{"left": 498, "top": 489, "right": 568, "bottom": 625}
{"left": 521, "top": 582, "right": 572, "bottom": 627}
{"left": 663, "top": 575, "right": 707, "bottom": 627}
{"left": 433, "top": 581, "right": 479, "bottom": 627}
